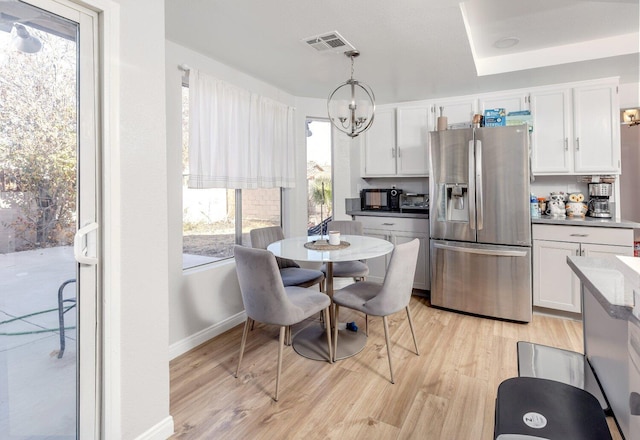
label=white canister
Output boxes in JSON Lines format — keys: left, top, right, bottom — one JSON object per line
{"left": 329, "top": 231, "right": 340, "bottom": 245}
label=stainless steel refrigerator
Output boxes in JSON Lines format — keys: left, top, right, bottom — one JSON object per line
{"left": 429, "top": 125, "right": 532, "bottom": 322}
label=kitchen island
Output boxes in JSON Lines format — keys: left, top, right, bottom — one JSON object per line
{"left": 567, "top": 255, "right": 640, "bottom": 439}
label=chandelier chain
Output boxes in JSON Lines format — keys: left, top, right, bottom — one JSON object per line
{"left": 350, "top": 55, "right": 355, "bottom": 80}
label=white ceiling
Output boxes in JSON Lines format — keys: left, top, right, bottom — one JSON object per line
{"left": 165, "top": 0, "right": 640, "bottom": 104}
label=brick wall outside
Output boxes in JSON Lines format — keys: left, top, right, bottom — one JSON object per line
{"left": 239, "top": 188, "right": 281, "bottom": 223}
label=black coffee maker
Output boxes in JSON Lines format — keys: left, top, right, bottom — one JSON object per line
{"left": 587, "top": 183, "right": 612, "bottom": 218}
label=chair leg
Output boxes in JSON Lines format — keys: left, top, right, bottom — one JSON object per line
{"left": 406, "top": 306, "right": 419, "bottom": 356}
{"left": 333, "top": 304, "right": 340, "bottom": 362}
{"left": 323, "top": 307, "right": 333, "bottom": 363}
{"left": 365, "top": 314, "right": 369, "bottom": 337}
{"left": 275, "top": 326, "right": 286, "bottom": 401}
{"left": 235, "top": 318, "right": 251, "bottom": 378}
{"left": 382, "top": 316, "right": 394, "bottom": 384}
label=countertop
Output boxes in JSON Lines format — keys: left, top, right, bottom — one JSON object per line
{"left": 533, "top": 215, "right": 640, "bottom": 229}
{"left": 567, "top": 255, "right": 639, "bottom": 321}
{"left": 349, "top": 212, "right": 638, "bottom": 227}
{"left": 347, "top": 210, "right": 429, "bottom": 219}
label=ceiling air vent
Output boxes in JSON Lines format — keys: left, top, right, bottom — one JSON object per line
{"left": 302, "top": 31, "right": 356, "bottom": 53}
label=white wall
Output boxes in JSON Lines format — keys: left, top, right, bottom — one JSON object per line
{"left": 107, "top": 1, "right": 172, "bottom": 438}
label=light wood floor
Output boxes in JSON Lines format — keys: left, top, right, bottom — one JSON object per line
{"left": 169, "top": 295, "right": 622, "bottom": 439}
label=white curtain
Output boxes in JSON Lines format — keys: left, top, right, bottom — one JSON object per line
{"left": 187, "top": 69, "right": 296, "bottom": 189}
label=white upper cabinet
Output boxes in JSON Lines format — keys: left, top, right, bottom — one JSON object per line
{"left": 530, "top": 87, "right": 573, "bottom": 173}
{"left": 396, "top": 106, "right": 430, "bottom": 175}
{"left": 431, "top": 97, "right": 477, "bottom": 128}
{"left": 572, "top": 82, "right": 620, "bottom": 174}
{"left": 359, "top": 78, "right": 620, "bottom": 179}
{"left": 363, "top": 105, "right": 430, "bottom": 177}
{"left": 363, "top": 107, "right": 397, "bottom": 176}
{"left": 529, "top": 79, "right": 620, "bottom": 175}
{"left": 479, "top": 91, "right": 529, "bottom": 115}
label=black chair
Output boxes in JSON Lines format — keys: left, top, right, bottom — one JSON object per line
{"left": 57, "top": 279, "right": 76, "bottom": 359}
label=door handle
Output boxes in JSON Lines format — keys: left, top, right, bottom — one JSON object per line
{"left": 433, "top": 242, "right": 527, "bottom": 257}
{"left": 74, "top": 222, "right": 99, "bottom": 265}
{"left": 475, "top": 139, "right": 483, "bottom": 230}
{"left": 468, "top": 140, "right": 476, "bottom": 230}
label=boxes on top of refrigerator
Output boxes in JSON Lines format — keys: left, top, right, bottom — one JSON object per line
{"left": 484, "top": 108, "right": 506, "bottom": 127}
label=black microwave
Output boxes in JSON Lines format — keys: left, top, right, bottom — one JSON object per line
{"left": 361, "top": 188, "right": 402, "bottom": 211}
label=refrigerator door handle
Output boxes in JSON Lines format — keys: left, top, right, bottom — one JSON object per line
{"left": 476, "top": 139, "right": 484, "bottom": 230}
{"left": 433, "top": 242, "right": 528, "bottom": 257}
{"left": 468, "top": 140, "right": 476, "bottom": 230}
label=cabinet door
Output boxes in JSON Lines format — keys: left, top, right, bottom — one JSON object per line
{"left": 573, "top": 83, "right": 620, "bottom": 174}
{"left": 530, "top": 88, "right": 573, "bottom": 174}
{"left": 392, "top": 231, "right": 429, "bottom": 290}
{"left": 396, "top": 107, "right": 429, "bottom": 176}
{"left": 432, "top": 98, "right": 477, "bottom": 128}
{"left": 582, "top": 243, "right": 634, "bottom": 258}
{"left": 479, "top": 92, "right": 528, "bottom": 115}
{"left": 363, "top": 107, "right": 396, "bottom": 176}
{"left": 533, "top": 240, "right": 581, "bottom": 313}
{"left": 362, "top": 229, "right": 390, "bottom": 284}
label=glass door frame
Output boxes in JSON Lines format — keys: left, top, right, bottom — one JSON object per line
{"left": 20, "top": 0, "right": 102, "bottom": 437}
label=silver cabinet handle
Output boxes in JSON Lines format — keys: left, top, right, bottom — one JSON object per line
{"left": 397, "top": 147, "right": 401, "bottom": 158}
{"left": 576, "top": 137, "right": 580, "bottom": 151}
{"left": 382, "top": 222, "right": 395, "bottom": 226}
{"left": 564, "top": 138, "right": 569, "bottom": 151}
{"left": 570, "top": 234, "right": 588, "bottom": 237}
{"left": 391, "top": 148, "right": 396, "bottom": 158}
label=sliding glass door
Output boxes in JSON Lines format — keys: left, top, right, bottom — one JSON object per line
{"left": 0, "top": 0, "right": 99, "bottom": 437}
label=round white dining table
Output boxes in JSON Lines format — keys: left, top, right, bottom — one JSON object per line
{"left": 267, "top": 234, "right": 394, "bottom": 361}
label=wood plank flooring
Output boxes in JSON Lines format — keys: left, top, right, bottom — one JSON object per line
{"left": 169, "top": 295, "right": 622, "bottom": 439}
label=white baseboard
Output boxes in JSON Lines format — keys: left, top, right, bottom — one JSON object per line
{"left": 169, "top": 311, "right": 247, "bottom": 360}
{"left": 134, "top": 416, "right": 174, "bottom": 440}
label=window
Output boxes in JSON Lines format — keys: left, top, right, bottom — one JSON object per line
{"left": 181, "top": 85, "right": 281, "bottom": 269}
{"left": 306, "top": 119, "right": 332, "bottom": 235}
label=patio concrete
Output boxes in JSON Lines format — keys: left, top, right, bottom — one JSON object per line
{"left": 0, "top": 246, "right": 76, "bottom": 439}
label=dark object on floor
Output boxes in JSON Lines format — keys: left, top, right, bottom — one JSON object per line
{"left": 346, "top": 321, "right": 358, "bottom": 332}
{"left": 494, "top": 376, "right": 612, "bottom": 439}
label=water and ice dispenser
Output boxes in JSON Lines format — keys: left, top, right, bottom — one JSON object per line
{"left": 436, "top": 183, "right": 469, "bottom": 222}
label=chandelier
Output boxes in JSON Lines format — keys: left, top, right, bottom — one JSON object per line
{"left": 327, "top": 50, "right": 375, "bottom": 138}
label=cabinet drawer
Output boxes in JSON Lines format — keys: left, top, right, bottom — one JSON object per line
{"left": 532, "top": 224, "right": 632, "bottom": 247}
{"left": 355, "top": 216, "right": 428, "bottom": 233}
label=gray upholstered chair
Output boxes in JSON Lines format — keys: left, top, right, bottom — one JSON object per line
{"left": 233, "top": 245, "right": 332, "bottom": 401}
{"left": 332, "top": 238, "right": 420, "bottom": 384}
{"left": 321, "top": 220, "right": 369, "bottom": 281}
{"left": 250, "top": 226, "right": 324, "bottom": 290}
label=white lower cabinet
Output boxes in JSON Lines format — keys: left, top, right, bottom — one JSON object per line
{"left": 532, "top": 224, "right": 634, "bottom": 313}
{"left": 355, "top": 216, "right": 430, "bottom": 291}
